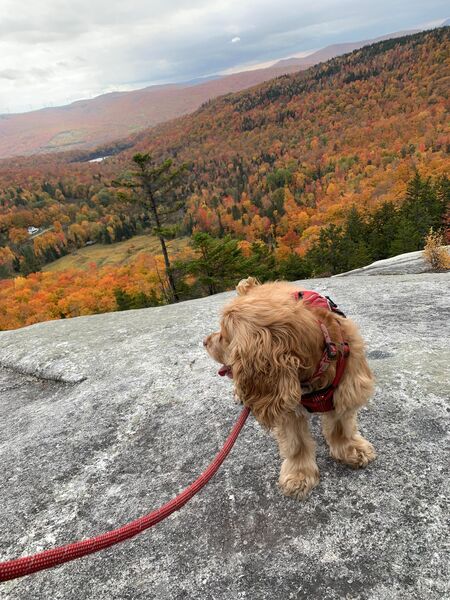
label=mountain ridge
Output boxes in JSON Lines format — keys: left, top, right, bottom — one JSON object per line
{"left": 0, "top": 26, "right": 429, "bottom": 160}
{"left": 0, "top": 27, "right": 448, "bottom": 312}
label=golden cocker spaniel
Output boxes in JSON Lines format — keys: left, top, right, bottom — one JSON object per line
{"left": 204, "top": 277, "right": 376, "bottom": 500}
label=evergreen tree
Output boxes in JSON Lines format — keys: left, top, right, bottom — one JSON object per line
{"left": 177, "top": 233, "right": 249, "bottom": 296}
{"left": 345, "top": 240, "right": 372, "bottom": 270}
{"left": 19, "top": 246, "right": 41, "bottom": 276}
{"left": 400, "top": 174, "right": 432, "bottom": 242}
{"left": 246, "top": 241, "right": 277, "bottom": 281}
{"left": 113, "top": 153, "right": 187, "bottom": 302}
{"left": 341, "top": 206, "right": 373, "bottom": 270}
{"left": 389, "top": 217, "right": 422, "bottom": 255}
{"left": 306, "top": 224, "right": 348, "bottom": 275}
{"left": 266, "top": 169, "right": 292, "bottom": 191}
{"left": 115, "top": 288, "right": 160, "bottom": 311}
{"left": 278, "top": 253, "right": 312, "bottom": 281}
{"left": 345, "top": 205, "right": 368, "bottom": 244}
{"left": 231, "top": 204, "right": 241, "bottom": 220}
{"left": 367, "top": 202, "right": 401, "bottom": 260}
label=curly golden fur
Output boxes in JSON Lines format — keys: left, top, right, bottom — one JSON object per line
{"left": 204, "top": 277, "right": 376, "bottom": 499}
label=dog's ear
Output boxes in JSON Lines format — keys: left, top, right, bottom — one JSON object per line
{"left": 236, "top": 276, "right": 260, "bottom": 296}
{"left": 222, "top": 309, "right": 302, "bottom": 428}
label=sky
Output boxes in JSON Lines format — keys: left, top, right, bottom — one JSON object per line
{"left": 0, "top": 0, "right": 447, "bottom": 114}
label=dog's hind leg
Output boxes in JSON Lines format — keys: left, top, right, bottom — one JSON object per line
{"left": 275, "top": 412, "right": 320, "bottom": 500}
{"left": 321, "top": 410, "right": 376, "bottom": 468}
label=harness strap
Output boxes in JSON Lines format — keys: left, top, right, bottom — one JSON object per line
{"left": 293, "top": 289, "right": 350, "bottom": 413}
{"left": 302, "top": 321, "right": 339, "bottom": 385}
{"left": 300, "top": 342, "right": 350, "bottom": 413}
{"left": 294, "top": 290, "right": 347, "bottom": 318}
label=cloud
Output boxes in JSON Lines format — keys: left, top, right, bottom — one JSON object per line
{"left": 0, "top": 0, "right": 447, "bottom": 113}
{"left": 0, "top": 69, "right": 21, "bottom": 81}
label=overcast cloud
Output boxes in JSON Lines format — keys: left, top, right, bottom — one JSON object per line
{"left": 0, "top": 0, "right": 447, "bottom": 113}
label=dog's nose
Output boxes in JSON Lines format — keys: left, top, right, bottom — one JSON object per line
{"left": 203, "top": 337, "right": 208, "bottom": 347}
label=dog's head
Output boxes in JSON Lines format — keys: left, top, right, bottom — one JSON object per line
{"left": 204, "top": 279, "right": 315, "bottom": 428}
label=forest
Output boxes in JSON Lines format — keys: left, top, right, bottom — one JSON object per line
{"left": 0, "top": 172, "right": 447, "bottom": 330}
{"left": 0, "top": 27, "right": 449, "bottom": 329}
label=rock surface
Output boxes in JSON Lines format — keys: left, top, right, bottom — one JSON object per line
{"left": 0, "top": 273, "right": 449, "bottom": 600}
{"left": 333, "top": 247, "right": 449, "bottom": 277}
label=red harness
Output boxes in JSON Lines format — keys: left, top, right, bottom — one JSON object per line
{"left": 218, "top": 290, "right": 350, "bottom": 414}
{"left": 293, "top": 290, "right": 347, "bottom": 317}
{"left": 294, "top": 290, "right": 349, "bottom": 413}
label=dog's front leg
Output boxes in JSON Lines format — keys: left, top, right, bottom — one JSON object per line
{"left": 321, "top": 410, "right": 376, "bottom": 468}
{"left": 275, "top": 411, "right": 319, "bottom": 500}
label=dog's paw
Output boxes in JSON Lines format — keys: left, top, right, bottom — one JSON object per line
{"left": 236, "top": 276, "right": 259, "bottom": 296}
{"left": 331, "top": 435, "right": 376, "bottom": 468}
{"left": 278, "top": 463, "right": 319, "bottom": 500}
{"left": 233, "top": 390, "right": 243, "bottom": 405}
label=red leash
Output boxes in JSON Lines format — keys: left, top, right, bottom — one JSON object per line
{"left": 0, "top": 407, "right": 250, "bottom": 582}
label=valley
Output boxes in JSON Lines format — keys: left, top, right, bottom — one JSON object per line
{"left": 43, "top": 235, "right": 189, "bottom": 273}
{"left": 0, "top": 27, "right": 448, "bottom": 330}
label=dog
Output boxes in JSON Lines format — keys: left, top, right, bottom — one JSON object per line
{"left": 203, "top": 277, "right": 376, "bottom": 499}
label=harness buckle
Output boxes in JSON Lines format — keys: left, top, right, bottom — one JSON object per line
{"left": 325, "top": 295, "right": 338, "bottom": 309}
{"left": 326, "top": 342, "right": 338, "bottom": 359}
{"left": 325, "top": 295, "right": 347, "bottom": 318}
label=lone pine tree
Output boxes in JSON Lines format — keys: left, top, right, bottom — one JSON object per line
{"left": 114, "top": 152, "right": 187, "bottom": 302}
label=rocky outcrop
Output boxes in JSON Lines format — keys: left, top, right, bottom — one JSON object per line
{"left": 1, "top": 273, "right": 449, "bottom": 599}
{"left": 334, "top": 247, "right": 449, "bottom": 277}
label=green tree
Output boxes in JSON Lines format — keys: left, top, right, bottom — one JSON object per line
{"left": 266, "top": 168, "right": 292, "bottom": 191}
{"left": 307, "top": 224, "right": 348, "bottom": 275}
{"left": 178, "top": 233, "right": 249, "bottom": 296}
{"left": 342, "top": 206, "right": 372, "bottom": 269}
{"left": 367, "top": 202, "right": 401, "bottom": 260}
{"left": 114, "top": 288, "right": 160, "bottom": 311}
{"left": 19, "top": 246, "right": 41, "bottom": 276}
{"left": 399, "top": 173, "right": 447, "bottom": 245}
{"left": 389, "top": 217, "right": 422, "bottom": 255}
{"left": 278, "top": 253, "right": 312, "bottom": 281}
{"left": 114, "top": 153, "right": 187, "bottom": 302}
{"left": 345, "top": 240, "right": 372, "bottom": 270}
{"left": 246, "top": 241, "right": 277, "bottom": 281}
{"left": 263, "top": 188, "right": 286, "bottom": 249}
{"left": 345, "top": 205, "right": 367, "bottom": 244}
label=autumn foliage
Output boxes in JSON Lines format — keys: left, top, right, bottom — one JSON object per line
{"left": 1, "top": 29, "right": 449, "bottom": 274}
{"left": 0, "top": 28, "right": 449, "bottom": 330}
{"left": 1, "top": 172, "right": 447, "bottom": 331}
{"left": 423, "top": 228, "right": 450, "bottom": 271}
{"left": 0, "top": 254, "right": 171, "bottom": 331}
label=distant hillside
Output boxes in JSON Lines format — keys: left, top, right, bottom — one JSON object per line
{"left": 0, "top": 28, "right": 448, "bottom": 285}
{"left": 122, "top": 27, "right": 449, "bottom": 239}
{"left": 0, "top": 27, "right": 422, "bottom": 159}
{"left": 0, "top": 65, "right": 309, "bottom": 160}
{"left": 273, "top": 28, "right": 420, "bottom": 67}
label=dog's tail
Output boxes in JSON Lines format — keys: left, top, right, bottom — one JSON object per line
{"left": 236, "top": 276, "right": 260, "bottom": 296}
